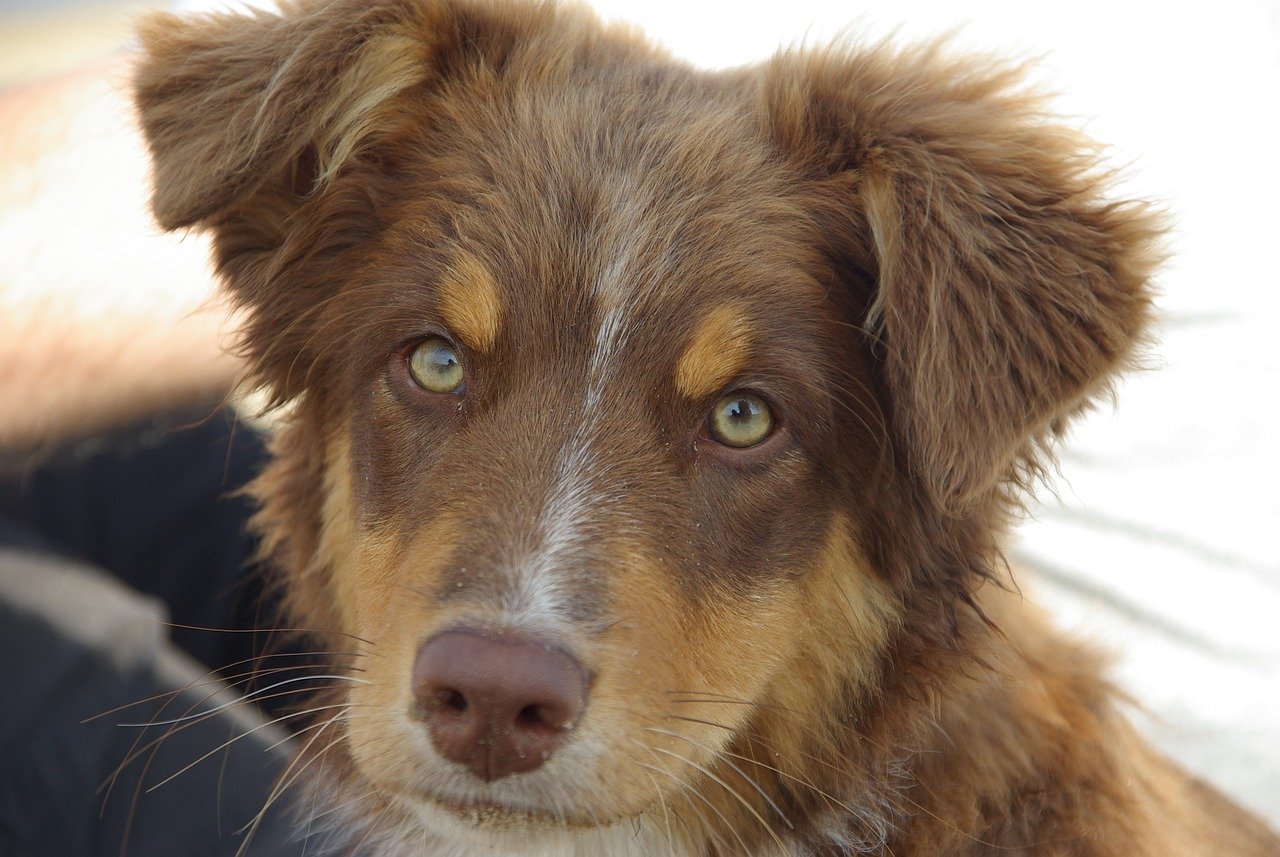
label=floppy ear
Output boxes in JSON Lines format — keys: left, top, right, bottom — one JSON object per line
{"left": 134, "top": 0, "right": 438, "bottom": 231}
{"left": 133, "top": 0, "right": 544, "bottom": 398}
{"left": 761, "top": 44, "right": 1164, "bottom": 514}
{"left": 133, "top": 0, "right": 438, "bottom": 398}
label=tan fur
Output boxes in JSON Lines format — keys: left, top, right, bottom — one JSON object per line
{"left": 133, "top": 1, "right": 1280, "bottom": 855}
{"left": 438, "top": 253, "right": 504, "bottom": 352}
{"left": 675, "top": 304, "right": 753, "bottom": 399}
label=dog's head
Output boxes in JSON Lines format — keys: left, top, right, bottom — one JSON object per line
{"left": 136, "top": 0, "right": 1161, "bottom": 851}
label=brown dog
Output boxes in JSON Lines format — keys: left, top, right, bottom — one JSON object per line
{"left": 132, "top": 0, "right": 1280, "bottom": 854}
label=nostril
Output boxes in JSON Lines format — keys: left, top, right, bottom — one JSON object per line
{"left": 418, "top": 686, "right": 469, "bottom": 716}
{"left": 411, "top": 629, "right": 589, "bottom": 781}
{"left": 441, "top": 688, "right": 468, "bottom": 715}
{"left": 516, "top": 704, "right": 553, "bottom": 730}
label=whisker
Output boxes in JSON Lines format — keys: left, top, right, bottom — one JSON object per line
{"left": 640, "top": 770, "right": 675, "bottom": 854}
{"left": 115, "top": 675, "right": 368, "bottom": 727}
{"left": 99, "top": 683, "right": 359, "bottom": 797}
{"left": 235, "top": 716, "right": 398, "bottom": 857}
{"left": 627, "top": 737, "right": 752, "bottom": 856}
{"left": 262, "top": 708, "right": 359, "bottom": 754}
{"left": 153, "top": 620, "right": 378, "bottom": 648}
{"left": 668, "top": 691, "right": 1019, "bottom": 851}
{"left": 98, "top": 659, "right": 355, "bottom": 805}
{"left": 82, "top": 649, "right": 363, "bottom": 723}
{"left": 665, "top": 714, "right": 852, "bottom": 816}
{"left": 234, "top": 715, "right": 344, "bottom": 855}
{"left": 303, "top": 789, "right": 379, "bottom": 823}
{"left": 631, "top": 758, "right": 722, "bottom": 854}
{"left": 668, "top": 690, "right": 870, "bottom": 742}
{"left": 144, "top": 702, "right": 367, "bottom": 793}
{"left": 645, "top": 725, "right": 793, "bottom": 831}
{"left": 647, "top": 743, "right": 789, "bottom": 852}
{"left": 103, "top": 672, "right": 262, "bottom": 812}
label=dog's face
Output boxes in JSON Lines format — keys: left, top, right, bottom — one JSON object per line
{"left": 301, "top": 82, "right": 896, "bottom": 833}
{"left": 136, "top": 0, "right": 1159, "bottom": 850}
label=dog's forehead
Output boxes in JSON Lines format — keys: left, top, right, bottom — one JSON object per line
{"left": 402, "top": 82, "right": 833, "bottom": 382}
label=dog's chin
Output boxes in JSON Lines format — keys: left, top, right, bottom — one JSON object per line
{"left": 396, "top": 788, "right": 620, "bottom": 841}
{"left": 381, "top": 788, "right": 688, "bottom": 857}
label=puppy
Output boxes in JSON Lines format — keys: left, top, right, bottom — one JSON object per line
{"left": 133, "top": 0, "right": 1280, "bottom": 854}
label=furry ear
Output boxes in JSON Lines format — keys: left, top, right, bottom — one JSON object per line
{"left": 134, "top": 0, "right": 438, "bottom": 231}
{"left": 133, "top": 0, "right": 546, "bottom": 399}
{"left": 134, "top": 0, "right": 448, "bottom": 400}
{"left": 761, "top": 43, "right": 1164, "bottom": 514}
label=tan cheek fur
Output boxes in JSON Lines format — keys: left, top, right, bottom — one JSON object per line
{"left": 690, "top": 515, "right": 901, "bottom": 840}
{"left": 320, "top": 437, "right": 400, "bottom": 637}
{"left": 437, "top": 252, "right": 503, "bottom": 353}
{"left": 790, "top": 513, "right": 901, "bottom": 702}
{"left": 576, "top": 545, "right": 718, "bottom": 814}
{"left": 340, "top": 535, "right": 457, "bottom": 802}
{"left": 322, "top": 437, "right": 464, "bottom": 796}
{"left": 675, "top": 303, "right": 753, "bottom": 399}
{"left": 576, "top": 517, "right": 898, "bottom": 843}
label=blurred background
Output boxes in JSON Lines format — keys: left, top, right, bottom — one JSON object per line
{"left": 2, "top": 0, "right": 1278, "bottom": 827}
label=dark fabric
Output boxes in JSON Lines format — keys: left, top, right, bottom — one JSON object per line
{"left": 0, "top": 549, "right": 306, "bottom": 856}
{"left": 0, "top": 409, "right": 326, "bottom": 855}
{"left": 0, "top": 409, "right": 278, "bottom": 675}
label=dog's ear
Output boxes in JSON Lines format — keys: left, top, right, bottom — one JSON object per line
{"left": 134, "top": 0, "right": 441, "bottom": 231}
{"left": 760, "top": 44, "right": 1164, "bottom": 514}
{"left": 133, "top": 0, "right": 542, "bottom": 397}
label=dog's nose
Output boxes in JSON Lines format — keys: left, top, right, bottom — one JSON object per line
{"left": 412, "top": 629, "right": 588, "bottom": 781}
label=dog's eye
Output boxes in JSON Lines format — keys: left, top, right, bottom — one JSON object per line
{"left": 408, "top": 337, "right": 465, "bottom": 394}
{"left": 707, "top": 392, "right": 774, "bottom": 448}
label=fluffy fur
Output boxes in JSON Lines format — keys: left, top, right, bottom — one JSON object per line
{"left": 134, "top": 1, "right": 1280, "bottom": 854}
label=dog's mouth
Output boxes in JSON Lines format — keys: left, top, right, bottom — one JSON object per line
{"left": 429, "top": 794, "right": 565, "bottom": 828}
{"left": 400, "top": 787, "right": 613, "bottom": 834}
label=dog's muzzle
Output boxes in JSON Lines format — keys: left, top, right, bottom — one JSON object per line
{"left": 411, "top": 629, "right": 588, "bottom": 782}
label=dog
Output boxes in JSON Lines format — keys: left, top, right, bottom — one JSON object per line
{"left": 132, "top": 0, "right": 1280, "bottom": 854}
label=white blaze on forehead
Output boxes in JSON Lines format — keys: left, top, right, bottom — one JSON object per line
{"left": 503, "top": 438, "right": 599, "bottom": 627}
{"left": 501, "top": 237, "right": 640, "bottom": 627}
{"left": 500, "top": 170, "right": 680, "bottom": 627}
{"left": 587, "top": 304, "right": 627, "bottom": 407}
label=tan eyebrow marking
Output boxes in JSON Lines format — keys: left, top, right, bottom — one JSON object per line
{"left": 675, "top": 304, "right": 753, "bottom": 399}
{"left": 437, "top": 253, "right": 502, "bottom": 352}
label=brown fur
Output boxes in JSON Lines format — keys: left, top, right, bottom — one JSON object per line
{"left": 134, "top": 1, "right": 1280, "bottom": 854}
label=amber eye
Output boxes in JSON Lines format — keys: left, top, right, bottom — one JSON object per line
{"left": 407, "top": 337, "right": 465, "bottom": 394}
{"left": 707, "top": 392, "right": 774, "bottom": 448}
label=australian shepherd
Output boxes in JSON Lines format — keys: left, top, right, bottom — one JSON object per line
{"left": 131, "top": 0, "right": 1280, "bottom": 854}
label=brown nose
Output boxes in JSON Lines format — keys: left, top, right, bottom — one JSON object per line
{"left": 412, "top": 629, "right": 588, "bottom": 782}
